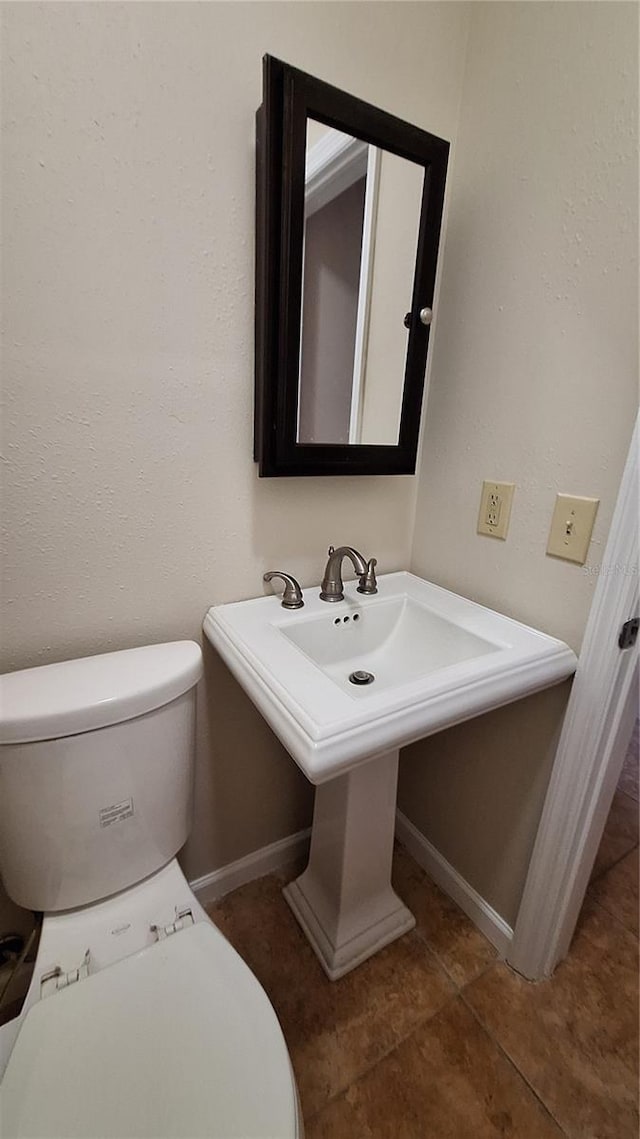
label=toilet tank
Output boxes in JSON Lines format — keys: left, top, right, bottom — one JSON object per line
{"left": 0, "top": 642, "right": 203, "bottom": 913}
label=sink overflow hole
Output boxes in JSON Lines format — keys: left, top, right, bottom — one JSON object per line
{"left": 334, "top": 614, "right": 361, "bottom": 626}
{"left": 349, "top": 670, "right": 375, "bottom": 686}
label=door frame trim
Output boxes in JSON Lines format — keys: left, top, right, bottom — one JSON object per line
{"left": 508, "top": 415, "right": 639, "bottom": 978}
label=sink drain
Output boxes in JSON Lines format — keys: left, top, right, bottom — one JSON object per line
{"left": 349, "top": 670, "right": 375, "bottom": 686}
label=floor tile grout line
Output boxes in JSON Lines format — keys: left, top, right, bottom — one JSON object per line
{"left": 410, "top": 920, "right": 497, "bottom": 994}
{"left": 211, "top": 861, "right": 628, "bottom": 1139}
{"left": 410, "top": 921, "right": 465, "bottom": 990}
{"left": 216, "top": 861, "right": 635, "bottom": 1134}
{"left": 305, "top": 981, "right": 572, "bottom": 1135}
{"left": 386, "top": 892, "right": 466, "bottom": 987}
{"left": 219, "top": 873, "right": 505, "bottom": 1126}
{"left": 459, "top": 989, "right": 571, "bottom": 1138}
{"left": 589, "top": 839, "right": 639, "bottom": 887}
{"left": 587, "top": 842, "right": 637, "bottom": 892}
{"left": 302, "top": 900, "right": 496, "bottom": 1122}
{"left": 265, "top": 899, "right": 461, "bottom": 1125}
{"left": 585, "top": 888, "right": 639, "bottom": 938}
{"left": 301, "top": 918, "right": 501, "bottom": 1123}
{"left": 302, "top": 986, "right": 461, "bottom": 1127}
{"left": 289, "top": 872, "right": 636, "bottom": 1127}
{"left": 457, "top": 958, "right": 500, "bottom": 992}
{"left": 398, "top": 892, "right": 498, "bottom": 993}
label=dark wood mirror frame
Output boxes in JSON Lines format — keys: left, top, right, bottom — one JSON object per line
{"left": 254, "top": 55, "right": 450, "bottom": 478}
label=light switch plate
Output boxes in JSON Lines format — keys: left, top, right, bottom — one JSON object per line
{"left": 477, "top": 481, "right": 515, "bottom": 540}
{"left": 546, "top": 494, "right": 599, "bottom": 564}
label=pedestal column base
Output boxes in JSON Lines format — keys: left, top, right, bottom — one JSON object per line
{"left": 283, "top": 749, "right": 415, "bottom": 980}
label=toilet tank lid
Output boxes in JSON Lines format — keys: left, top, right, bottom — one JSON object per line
{"left": 0, "top": 641, "right": 203, "bottom": 745}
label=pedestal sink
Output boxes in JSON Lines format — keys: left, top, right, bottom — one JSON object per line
{"left": 204, "top": 572, "right": 576, "bottom": 979}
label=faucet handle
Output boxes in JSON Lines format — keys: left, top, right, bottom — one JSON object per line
{"left": 263, "top": 571, "right": 304, "bottom": 609}
{"left": 357, "top": 557, "right": 378, "bottom": 595}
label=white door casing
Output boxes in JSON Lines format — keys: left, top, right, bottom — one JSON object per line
{"left": 509, "top": 414, "right": 639, "bottom": 979}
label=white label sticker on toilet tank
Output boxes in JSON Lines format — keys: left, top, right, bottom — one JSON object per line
{"left": 99, "top": 798, "right": 134, "bottom": 828}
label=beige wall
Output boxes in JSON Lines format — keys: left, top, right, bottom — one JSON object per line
{"left": 2, "top": 1, "right": 635, "bottom": 941}
{"left": 400, "top": 683, "right": 572, "bottom": 923}
{"left": 401, "top": 1, "right": 639, "bottom": 924}
{"left": 0, "top": 3, "right": 470, "bottom": 930}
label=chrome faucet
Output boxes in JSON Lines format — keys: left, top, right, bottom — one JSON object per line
{"left": 319, "top": 546, "right": 378, "bottom": 603}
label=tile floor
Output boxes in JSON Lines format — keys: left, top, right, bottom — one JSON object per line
{"left": 209, "top": 726, "right": 639, "bottom": 1139}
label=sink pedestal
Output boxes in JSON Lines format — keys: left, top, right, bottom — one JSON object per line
{"left": 283, "top": 749, "right": 415, "bottom": 980}
{"left": 205, "top": 571, "right": 577, "bottom": 978}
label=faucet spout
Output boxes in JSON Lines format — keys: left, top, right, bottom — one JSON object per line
{"left": 320, "top": 546, "right": 377, "bottom": 602}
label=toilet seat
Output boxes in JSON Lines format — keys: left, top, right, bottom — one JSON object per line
{"left": 0, "top": 920, "right": 301, "bottom": 1138}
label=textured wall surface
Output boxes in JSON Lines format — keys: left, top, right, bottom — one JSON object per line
{"left": 411, "top": 1, "right": 638, "bottom": 650}
{"left": 401, "top": 1, "right": 638, "bottom": 924}
{"left": 2, "top": 1, "right": 468, "bottom": 673}
{"left": 0, "top": 2, "right": 469, "bottom": 930}
{"left": 2, "top": 2, "right": 635, "bottom": 940}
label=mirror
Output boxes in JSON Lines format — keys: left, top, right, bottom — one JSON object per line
{"left": 255, "top": 56, "right": 449, "bottom": 477}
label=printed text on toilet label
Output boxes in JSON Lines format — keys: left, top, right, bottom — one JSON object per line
{"left": 99, "top": 798, "right": 134, "bottom": 828}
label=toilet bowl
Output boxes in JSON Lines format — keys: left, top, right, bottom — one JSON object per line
{"left": 0, "top": 642, "right": 302, "bottom": 1138}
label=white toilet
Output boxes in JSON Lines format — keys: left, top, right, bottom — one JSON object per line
{"left": 0, "top": 641, "right": 303, "bottom": 1138}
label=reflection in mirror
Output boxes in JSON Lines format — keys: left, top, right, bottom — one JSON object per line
{"left": 297, "top": 118, "right": 423, "bottom": 447}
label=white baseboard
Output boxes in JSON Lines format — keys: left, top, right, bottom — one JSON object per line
{"left": 395, "top": 810, "right": 513, "bottom": 957}
{"left": 189, "top": 815, "right": 513, "bottom": 958}
{"left": 189, "top": 827, "right": 311, "bottom": 909}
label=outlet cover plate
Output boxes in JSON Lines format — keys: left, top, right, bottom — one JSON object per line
{"left": 477, "top": 481, "right": 515, "bottom": 540}
{"left": 547, "top": 494, "right": 599, "bottom": 565}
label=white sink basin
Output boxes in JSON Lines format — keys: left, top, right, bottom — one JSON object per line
{"left": 281, "top": 595, "right": 499, "bottom": 695}
{"left": 204, "top": 572, "right": 576, "bottom": 784}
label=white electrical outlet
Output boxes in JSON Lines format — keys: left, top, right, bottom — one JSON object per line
{"left": 478, "top": 481, "right": 515, "bottom": 540}
{"left": 546, "top": 494, "right": 599, "bottom": 564}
